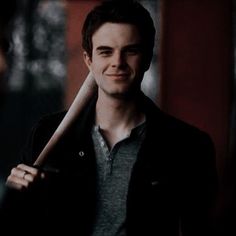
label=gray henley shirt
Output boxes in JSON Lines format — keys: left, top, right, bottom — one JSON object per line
{"left": 91, "top": 122, "right": 146, "bottom": 236}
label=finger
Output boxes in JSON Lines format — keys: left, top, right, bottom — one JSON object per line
{"left": 10, "top": 168, "right": 37, "bottom": 183}
{"left": 17, "top": 164, "right": 39, "bottom": 176}
{"left": 18, "top": 164, "right": 45, "bottom": 179}
{"left": 6, "top": 174, "right": 30, "bottom": 189}
{"left": 22, "top": 173, "right": 34, "bottom": 182}
{"left": 22, "top": 171, "right": 46, "bottom": 181}
{"left": 10, "top": 167, "right": 28, "bottom": 179}
{"left": 5, "top": 181, "right": 25, "bottom": 191}
{"left": 9, "top": 166, "right": 44, "bottom": 185}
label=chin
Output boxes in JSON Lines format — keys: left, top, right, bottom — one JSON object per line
{"left": 109, "top": 89, "right": 138, "bottom": 100}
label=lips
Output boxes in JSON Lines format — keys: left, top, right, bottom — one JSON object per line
{"left": 106, "top": 73, "right": 129, "bottom": 80}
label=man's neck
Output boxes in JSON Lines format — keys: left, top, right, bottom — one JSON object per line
{"left": 95, "top": 92, "right": 145, "bottom": 148}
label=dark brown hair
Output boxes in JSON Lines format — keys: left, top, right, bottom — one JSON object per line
{"left": 82, "top": 0, "right": 156, "bottom": 67}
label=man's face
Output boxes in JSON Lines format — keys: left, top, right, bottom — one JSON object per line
{"left": 84, "top": 23, "right": 148, "bottom": 98}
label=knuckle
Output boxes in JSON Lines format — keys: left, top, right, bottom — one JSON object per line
{"left": 17, "top": 163, "right": 24, "bottom": 168}
{"left": 10, "top": 167, "right": 17, "bottom": 174}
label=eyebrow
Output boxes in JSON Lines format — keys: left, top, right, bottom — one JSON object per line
{"left": 96, "top": 46, "right": 112, "bottom": 52}
{"left": 96, "top": 44, "right": 142, "bottom": 51}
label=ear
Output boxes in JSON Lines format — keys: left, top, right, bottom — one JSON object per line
{"left": 83, "top": 51, "right": 92, "bottom": 70}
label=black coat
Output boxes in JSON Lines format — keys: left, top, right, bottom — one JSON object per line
{"left": 0, "top": 94, "right": 218, "bottom": 236}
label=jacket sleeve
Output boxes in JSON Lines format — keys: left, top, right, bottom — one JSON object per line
{"left": 180, "top": 131, "right": 218, "bottom": 236}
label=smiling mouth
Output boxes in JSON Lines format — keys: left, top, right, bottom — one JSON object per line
{"left": 106, "top": 74, "right": 129, "bottom": 80}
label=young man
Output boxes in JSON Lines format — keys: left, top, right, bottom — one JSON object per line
{"left": 2, "top": 1, "right": 217, "bottom": 235}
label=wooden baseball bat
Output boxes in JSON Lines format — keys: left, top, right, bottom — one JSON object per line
{"left": 33, "top": 72, "right": 97, "bottom": 167}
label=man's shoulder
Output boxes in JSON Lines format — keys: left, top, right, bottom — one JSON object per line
{"left": 29, "top": 110, "right": 68, "bottom": 141}
{"left": 159, "top": 111, "right": 215, "bottom": 155}
{"left": 143, "top": 94, "right": 210, "bottom": 139}
{"left": 161, "top": 109, "right": 211, "bottom": 140}
{"left": 146, "top": 103, "right": 212, "bottom": 145}
{"left": 36, "top": 110, "right": 67, "bottom": 128}
{"left": 20, "top": 110, "right": 69, "bottom": 165}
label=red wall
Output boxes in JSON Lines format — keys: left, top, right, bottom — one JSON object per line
{"left": 159, "top": 0, "right": 232, "bottom": 176}
{"left": 65, "top": 0, "right": 100, "bottom": 107}
{"left": 159, "top": 0, "right": 233, "bottom": 221}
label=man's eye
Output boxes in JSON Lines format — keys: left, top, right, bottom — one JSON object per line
{"left": 126, "top": 48, "right": 141, "bottom": 55}
{"left": 99, "top": 50, "right": 112, "bottom": 56}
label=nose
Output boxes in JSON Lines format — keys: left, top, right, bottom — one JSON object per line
{"left": 111, "top": 51, "right": 126, "bottom": 68}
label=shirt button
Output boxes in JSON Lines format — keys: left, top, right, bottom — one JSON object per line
{"left": 151, "top": 180, "right": 159, "bottom": 186}
{"left": 78, "top": 151, "right": 85, "bottom": 157}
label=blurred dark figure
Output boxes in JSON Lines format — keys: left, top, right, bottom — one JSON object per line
{"left": 0, "top": 0, "right": 18, "bottom": 203}
{"left": 0, "top": 1, "right": 17, "bottom": 94}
